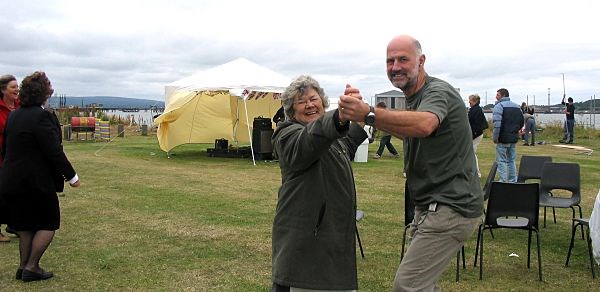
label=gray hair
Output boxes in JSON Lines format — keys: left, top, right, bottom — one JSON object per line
{"left": 413, "top": 39, "right": 423, "bottom": 56}
{"left": 281, "top": 75, "right": 329, "bottom": 121}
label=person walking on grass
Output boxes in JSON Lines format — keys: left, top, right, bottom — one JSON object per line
{"left": 372, "top": 101, "right": 400, "bottom": 159}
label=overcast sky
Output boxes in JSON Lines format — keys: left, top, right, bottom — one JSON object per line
{"left": 1, "top": 0, "right": 599, "bottom": 105}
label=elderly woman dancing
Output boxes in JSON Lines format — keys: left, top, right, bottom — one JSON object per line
{"left": 271, "top": 75, "right": 367, "bottom": 291}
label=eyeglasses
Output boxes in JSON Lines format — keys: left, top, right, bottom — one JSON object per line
{"left": 294, "top": 96, "right": 321, "bottom": 107}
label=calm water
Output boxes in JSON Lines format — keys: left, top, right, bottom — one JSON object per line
{"left": 484, "top": 113, "right": 600, "bottom": 129}
{"left": 102, "top": 109, "right": 162, "bottom": 125}
{"left": 105, "top": 109, "right": 600, "bottom": 129}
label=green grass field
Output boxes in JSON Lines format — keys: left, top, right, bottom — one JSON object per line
{"left": 0, "top": 126, "right": 598, "bottom": 291}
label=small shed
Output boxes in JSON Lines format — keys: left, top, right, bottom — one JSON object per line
{"left": 374, "top": 90, "right": 406, "bottom": 110}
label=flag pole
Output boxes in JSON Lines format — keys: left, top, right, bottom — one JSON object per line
{"left": 562, "top": 73, "right": 566, "bottom": 97}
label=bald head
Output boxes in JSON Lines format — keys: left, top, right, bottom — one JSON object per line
{"left": 386, "top": 35, "right": 426, "bottom": 93}
{"left": 387, "top": 35, "right": 422, "bottom": 56}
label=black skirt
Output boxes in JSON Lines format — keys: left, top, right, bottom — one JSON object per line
{"left": 0, "top": 167, "right": 8, "bottom": 224}
{"left": 7, "top": 191, "right": 60, "bottom": 231}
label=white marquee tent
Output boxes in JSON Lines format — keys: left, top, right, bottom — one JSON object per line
{"left": 155, "top": 58, "right": 290, "bottom": 162}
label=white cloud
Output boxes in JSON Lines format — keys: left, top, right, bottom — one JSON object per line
{"left": 0, "top": 0, "right": 598, "bottom": 104}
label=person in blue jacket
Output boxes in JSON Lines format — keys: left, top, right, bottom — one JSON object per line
{"left": 492, "top": 88, "right": 524, "bottom": 182}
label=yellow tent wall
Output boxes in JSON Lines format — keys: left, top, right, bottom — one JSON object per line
{"left": 155, "top": 90, "right": 281, "bottom": 152}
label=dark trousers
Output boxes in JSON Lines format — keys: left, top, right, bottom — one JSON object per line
{"left": 377, "top": 135, "right": 398, "bottom": 156}
{"left": 563, "top": 119, "right": 575, "bottom": 142}
{"left": 272, "top": 283, "right": 289, "bottom": 292}
{"left": 524, "top": 118, "right": 535, "bottom": 145}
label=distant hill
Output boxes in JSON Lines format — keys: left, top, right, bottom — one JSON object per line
{"left": 482, "top": 98, "right": 599, "bottom": 111}
{"left": 48, "top": 96, "right": 164, "bottom": 108}
{"left": 578, "top": 99, "right": 600, "bottom": 110}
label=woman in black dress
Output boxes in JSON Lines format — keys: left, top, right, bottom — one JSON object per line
{"left": 0, "top": 71, "right": 80, "bottom": 282}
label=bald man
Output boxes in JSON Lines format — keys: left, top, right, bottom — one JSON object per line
{"left": 339, "top": 35, "right": 483, "bottom": 291}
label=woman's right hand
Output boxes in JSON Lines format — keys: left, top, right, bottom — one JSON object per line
{"left": 70, "top": 180, "right": 81, "bottom": 187}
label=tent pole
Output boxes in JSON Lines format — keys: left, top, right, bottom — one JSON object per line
{"left": 244, "top": 97, "right": 256, "bottom": 166}
{"left": 233, "top": 97, "right": 239, "bottom": 146}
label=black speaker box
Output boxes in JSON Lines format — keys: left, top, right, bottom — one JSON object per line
{"left": 253, "top": 117, "right": 272, "bottom": 130}
{"left": 252, "top": 128, "right": 274, "bottom": 156}
{"left": 214, "top": 138, "right": 228, "bottom": 150}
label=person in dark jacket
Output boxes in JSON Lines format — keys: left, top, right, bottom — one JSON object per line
{"left": 468, "top": 94, "right": 486, "bottom": 177}
{"left": 272, "top": 105, "right": 285, "bottom": 125}
{"left": 0, "top": 71, "right": 81, "bottom": 282}
{"left": 372, "top": 101, "right": 399, "bottom": 159}
{"left": 520, "top": 102, "right": 528, "bottom": 114}
{"left": 492, "top": 88, "right": 524, "bottom": 183}
{"left": 271, "top": 75, "right": 367, "bottom": 291}
{"left": 523, "top": 106, "right": 536, "bottom": 146}
{"left": 560, "top": 95, "right": 576, "bottom": 144}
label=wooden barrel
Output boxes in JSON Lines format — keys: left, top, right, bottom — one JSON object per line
{"left": 71, "top": 117, "right": 96, "bottom": 132}
{"left": 100, "top": 121, "right": 110, "bottom": 141}
{"left": 94, "top": 120, "right": 101, "bottom": 139}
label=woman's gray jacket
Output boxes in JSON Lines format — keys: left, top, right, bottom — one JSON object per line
{"left": 271, "top": 110, "right": 367, "bottom": 290}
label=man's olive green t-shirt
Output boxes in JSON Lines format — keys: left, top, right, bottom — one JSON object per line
{"left": 404, "top": 76, "right": 483, "bottom": 218}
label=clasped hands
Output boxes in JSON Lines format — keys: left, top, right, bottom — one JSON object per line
{"left": 338, "top": 84, "right": 371, "bottom": 124}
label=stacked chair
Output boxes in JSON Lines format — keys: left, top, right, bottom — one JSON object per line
{"left": 538, "top": 162, "right": 582, "bottom": 228}
{"left": 516, "top": 155, "right": 552, "bottom": 183}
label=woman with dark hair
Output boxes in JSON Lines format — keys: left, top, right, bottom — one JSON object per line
{"left": 0, "top": 71, "right": 81, "bottom": 282}
{"left": 0, "top": 74, "right": 20, "bottom": 242}
{"left": 523, "top": 106, "right": 536, "bottom": 146}
{"left": 271, "top": 75, "right": 367, "bottom": 291}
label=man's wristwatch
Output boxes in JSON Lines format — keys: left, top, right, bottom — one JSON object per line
{"left": 364, "top": 105, "right": 375, "bottom": 126}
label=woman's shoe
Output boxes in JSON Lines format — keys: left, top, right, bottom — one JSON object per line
{"left": 16, "top": 268, "right": 23, "bottom": 280}
{"left": 5, "top": 226, "right": 19, "bottom": 237}
{"left": 22, "top": 269, "right": 54, "bottom": 282}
